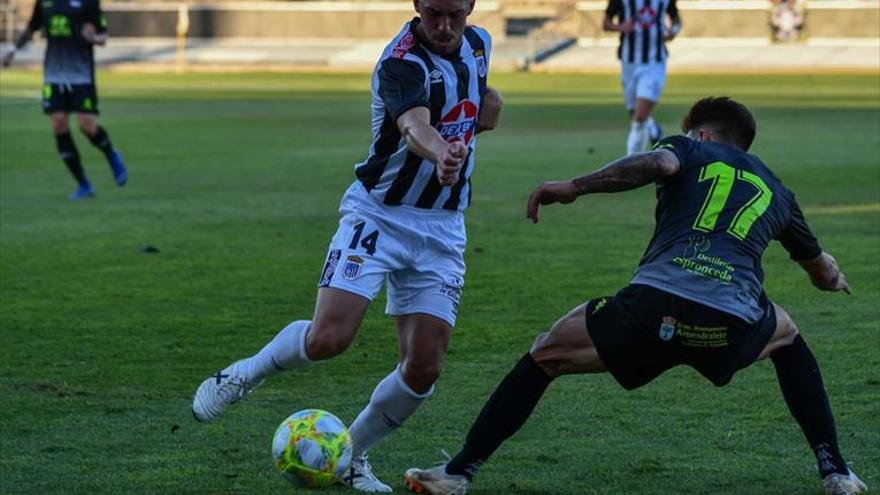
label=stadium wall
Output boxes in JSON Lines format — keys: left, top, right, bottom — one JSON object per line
{"left": 100, "top": 1, "right": 505, "bottom": 39}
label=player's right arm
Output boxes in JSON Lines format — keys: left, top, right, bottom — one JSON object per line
{"left": 378, "top": 57, "right": 466, "bottom": 186}
{"left": 2, "top": 1, "right": 42, "bottom": 67}
{"left": 527, "top": 149, "right": 680, "bottom": 222}
{"left": 397, "top": 107, "right": 466, "bottom": 186}
{"left": 776, "top": 200, "right": 851, "bottom": 294}
{"left": 603, "top": 0, "right": 634, "bottom": 33}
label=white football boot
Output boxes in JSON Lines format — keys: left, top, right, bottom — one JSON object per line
{"left": 192, "top": 360, "right": 262, "bottom": 422}
{"left": 823, "top": 470, "right": 867, "bottom": 495}
{"left": 340, "top": 454, "right": 393, "bottom": 493}
{"left": 404, "top": 465, "right": 468, "bottom": 495}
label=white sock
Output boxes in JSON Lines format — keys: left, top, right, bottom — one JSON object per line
{"left": 627, "top": 120, "right": 648, "bottom": 154}
{"left": 645, "top": 116, "right": 659, "bottom": 141}
{"left": 348, "top": 365, "right": 434, "bottom": 459}
{"left": 237, "top": 320, "right": 313, "bottom": 383}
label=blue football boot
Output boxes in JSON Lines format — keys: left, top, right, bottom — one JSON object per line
{"left": 68, "top": 182, "right": 95, "bottom": 201}
{"left": 109, "top": 150, "right": 128, "bottom": 186}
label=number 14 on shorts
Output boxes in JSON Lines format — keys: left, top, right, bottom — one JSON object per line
{"left": 349, "top": 221, "right": 380, "bottom": 256}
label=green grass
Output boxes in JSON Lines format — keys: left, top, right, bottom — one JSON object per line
{"left": 1, "top": 70, "right": 878, "bottom": 494}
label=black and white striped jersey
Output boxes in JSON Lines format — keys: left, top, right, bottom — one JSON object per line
{"left": 354, "top": 18, "right": 491, "bottom": 211}
{"left": 606, "top": 0, "right": 678, "bottom": 64}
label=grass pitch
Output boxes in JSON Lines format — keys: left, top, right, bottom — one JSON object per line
{"left": 0, "top": 70, "right": 878, "bottom": 494}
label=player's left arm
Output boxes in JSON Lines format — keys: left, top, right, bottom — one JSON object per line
{"left": 665, "top": 0, "right": 682, "bottom": 41}
{"left": 527, "top": 149, "right": 680, "bottom": 222}
{"left": 476, "top": 86, "right": 502, "bottom": 134}
{"left": 777, "top": 200, "right": 851, "bottom": 294}
{"left": 82, "top": 0, "right": 108, "bottom": 45}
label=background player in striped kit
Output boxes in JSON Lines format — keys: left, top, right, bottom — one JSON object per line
{"left": 192, "top": 0, "right": 502, "bottom": 491}
{"left": 604, "top": 0, "right": 681, "bottom": 154}
{"left": 2, "top": 0, "right": 128, "bottom": 200}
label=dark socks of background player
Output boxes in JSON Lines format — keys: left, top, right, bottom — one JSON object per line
{"left": 446, "top": 353, "right": 552, "bottom": 479}
{"left": 86, "top": 126, "right": 115, "bottom": 161}
{"left": 55, "top": 132, "right": 88, "bottom": 186}
{"left": 771, "top": 335, "right": 848, "bottom": 478}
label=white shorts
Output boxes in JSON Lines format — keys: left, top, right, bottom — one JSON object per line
{"left": 621, "top": 62, "right": 667, "bottom": 110}
{"left": 317, "top": 183, "right": 466, "bottom": 327}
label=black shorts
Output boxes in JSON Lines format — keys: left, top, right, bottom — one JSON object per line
{"left": 586, "top": 284, "right": 776, "bottom": 390}
{"left": 42, "top": 83, "right": 99, "bottom": 114}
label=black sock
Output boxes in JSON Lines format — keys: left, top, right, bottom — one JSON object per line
{"left": 86, "top": 126, "right": 115, "bottom": 160}
{"left": 446, "top": 353, "right": 553, "bottom": 480}
{"left": 771, "top": 335, "right": 848, "bottom": 478}
{"left": 55, "top": 132, "right": 88, "bottom": 186}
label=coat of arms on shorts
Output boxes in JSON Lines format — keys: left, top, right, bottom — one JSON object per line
{"left": 659, "top": 316, "right": 677, "bottom": 341}
{"left": 343, "top": 255, "right": 364, "bottom": 280}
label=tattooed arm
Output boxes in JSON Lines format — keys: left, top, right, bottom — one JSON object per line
{"left": 526, "top": 149, "right": 680, "bottom": 223}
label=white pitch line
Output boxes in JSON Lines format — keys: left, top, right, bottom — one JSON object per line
{"left": 804, "top": 203, "right": 880, "bottom": 216}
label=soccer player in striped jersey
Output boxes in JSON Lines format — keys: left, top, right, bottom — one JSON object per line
{"left": 192, "top": 0, "right": 502, "bottom": 491}
{"left": 2, "top": 0, "right": 128, "bottom": 200}
{"left": 604, "top": 0, "right": 681, "bottom": 154}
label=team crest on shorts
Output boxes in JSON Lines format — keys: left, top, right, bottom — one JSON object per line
{"left": 659, "top": 316, "right": 677, "bottom": 341}
{"left": 343, "top": 255, "right": 364, "bottom": 280}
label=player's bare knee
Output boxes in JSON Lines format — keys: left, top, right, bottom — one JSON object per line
{"left": 305, "top": 326, "right": 353, "bottom": 360}
{"left": 775, "top": 308, "right": 800, "bottom": 346}
{"left": 76, "top": 117, "right": 97, "bottom": 137}
{"left": 529, "top": 332, "right": 570, "bottom": 379}
{"left": 400, "top": 358, "right": 441, "bottom": 394}
{"left": 51, "top": 118, "right": 69, "bottom": 134}
{"left": 530, "top": 331, "right": 552, "bottom": 354}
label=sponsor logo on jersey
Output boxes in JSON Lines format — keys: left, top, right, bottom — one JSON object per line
{"left": 343, "top": 255, "right": 364, "bottom": 280}
{"left": 637, "top": 5, "right": 658, "bottom": 30}
{"left": 429, "top": 69, "right": 444, "bottom": 84}
{"left": 318, "top": 249, "right": 341, "bottom": 287}
{"left": 392, "top": 31, "right": 416, "bottom": 59}
{"left": 659, "top": 316, "right": 677, "bottom": 341}
{"left": 436, "top": 100, "right": 478, "bottom": 145}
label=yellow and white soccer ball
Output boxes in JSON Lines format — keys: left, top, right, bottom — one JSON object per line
{"left": 272, "top": 409, "right": 353, "bottom": 488}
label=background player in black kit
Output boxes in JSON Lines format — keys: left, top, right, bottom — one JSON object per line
{"left": 404, "top": 97, "right": 866, "bottom": 495}
{"left": 3, "top": 0, "right": 127, "bottom": 200}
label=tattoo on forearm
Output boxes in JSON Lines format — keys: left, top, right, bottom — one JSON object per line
{"left": 572, "top": 151, "right": 676, "bottom": 194}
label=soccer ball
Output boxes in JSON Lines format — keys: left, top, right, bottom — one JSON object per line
{"left": 271, "top": 409, "right": 353, "bottom": 488}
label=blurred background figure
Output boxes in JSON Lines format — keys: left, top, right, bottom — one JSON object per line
{"left": 771, "top": 0, "right": 805, "bottom": 43}
{"left": 2, "top": 0, "right": 127, "bottom": 200}
{"left": 603, "top": 0, "right": 681, "bottom": 155}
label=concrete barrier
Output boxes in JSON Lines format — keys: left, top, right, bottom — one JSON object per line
{"left": 102, "top": 1, "right": 504, "bottom": 39}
